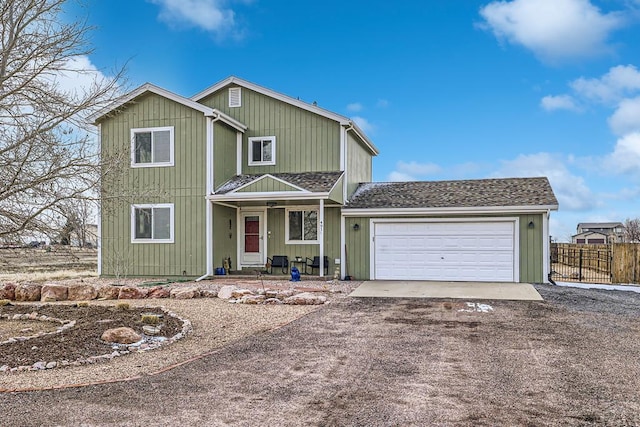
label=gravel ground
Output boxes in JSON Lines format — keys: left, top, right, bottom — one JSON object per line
{"left": 2, "top": 283, "right": 640, "bottom": 426}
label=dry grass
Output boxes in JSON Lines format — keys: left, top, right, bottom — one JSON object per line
{"left": 0, "top": 247, "right": 97, "bottom": 283}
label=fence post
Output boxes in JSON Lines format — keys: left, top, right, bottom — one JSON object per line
{"left": 579, "top": 248, "right": 583, "bottom": 282}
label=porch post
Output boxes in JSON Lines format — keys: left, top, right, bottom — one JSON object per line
{"left": 319, "top": 199, "right": 324, "bottom": 277}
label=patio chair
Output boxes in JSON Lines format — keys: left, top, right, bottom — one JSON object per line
{"left": 266, "top": 255, "right": 289, "bottom": 274}
{"left": 306, "top": 256, "right": 329, "bottom": 275}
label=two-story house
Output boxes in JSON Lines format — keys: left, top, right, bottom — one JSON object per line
{"left": 572, "top": 222, "right": 625, "bottom": 244}
{"left": 92, "top": 76, "right": 558, "bottom": 283}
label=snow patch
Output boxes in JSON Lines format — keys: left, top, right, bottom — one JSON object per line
{"left": 458, "top": 302, "right": 494, "bottom": 313}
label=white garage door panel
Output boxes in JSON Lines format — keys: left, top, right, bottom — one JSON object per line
{"left": 374, "top": 221, "right": 515, "bottom": 282}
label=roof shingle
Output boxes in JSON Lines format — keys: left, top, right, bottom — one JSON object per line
{"left": 215, "top": 171, "right": 343, "bottom": 194}
{"left": 345, "top": 177, "right": 558, "bottom": 209}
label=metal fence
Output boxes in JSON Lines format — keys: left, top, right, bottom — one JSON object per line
{"left": 550, "top": 243, "right": 612, "bottom": 283}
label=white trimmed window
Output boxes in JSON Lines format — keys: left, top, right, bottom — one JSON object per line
{"left": 286, "top": 208, "right": 318, "bottom": 244}
{"left": 248, "top": 136, "right": 276, "bottom": 166}
{"left": 131, "top": 126, "right": 174, "bottom": 167}
{"left": 229, "top": 87, "right": 241, "bottom": 107}
{"left": 131, "top": 204, "right": 174, "bottom": 243}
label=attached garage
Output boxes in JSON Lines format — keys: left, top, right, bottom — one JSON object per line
{"left": 342, "top": 177, "right": 559, "bottom": 283}
{"left": 371, "top": 219, "right": 517, "bottom": 282}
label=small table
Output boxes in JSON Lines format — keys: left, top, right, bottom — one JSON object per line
{"left": 291, "top": 259, "right": 307, "bottom": 275}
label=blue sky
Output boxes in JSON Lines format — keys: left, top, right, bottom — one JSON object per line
{"left": 65, "top": 0, "right": 640, "bottom": 241}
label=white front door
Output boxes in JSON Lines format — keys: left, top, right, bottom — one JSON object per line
{"left": 241, "top": 211, "right": 265, "bottom": 266}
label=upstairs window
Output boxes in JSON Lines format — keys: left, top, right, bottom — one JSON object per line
{"left": 229, "top": 87, "right": 241, "bottom": 107}
{"left": 131, "top": 126, "right": 174, "bottom": 167}
{"left": 131, "top": 204, "right": 174, "bottom": 243}
{"left": 248, "top": 136, "right": 276, "bottom": 166}
{"left": 286, "top": 208, "right": 318, "bottom": 244}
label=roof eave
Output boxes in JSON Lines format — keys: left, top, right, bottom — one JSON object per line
{"left": 88, "top": 83, "right": 216, "bottom": 124}
{"left": 342, "top": 205, "right": 559, "bottom": 216}
{"left": 207, "top": 192, "right": 331, "bottom": 202}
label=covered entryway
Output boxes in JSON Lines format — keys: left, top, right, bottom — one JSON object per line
{"left": 371, "top": 219, "right": 518, "bottom": 282}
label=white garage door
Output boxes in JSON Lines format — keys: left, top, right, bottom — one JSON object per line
{"left": 373, "top": 221, "right": 516, "bottom": 282}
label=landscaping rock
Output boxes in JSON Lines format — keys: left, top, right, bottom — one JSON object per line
{"left": 217, "top": 285, "right": 236, "bottom": 300}
{"left": 241, "top": 295, "right": 266, "bottom": 304}
{"left": 0, "top": 282, "right": 17, "bottom": 300}
{"left": 96, "top": 285, "right": 120, "bottom": 300}
{"left": 118, "top": 286, "right": 148, "bottom": 299}
{"left": 142, "top": 325, "right": 161, "bottom": 336}
{"left": 283, "top": 292, "right": 327, "bottom": 305}
{"left": 147, "top": 286, "right": 170, "bottom": 299}
{"left": 170, "top": 287, "right": 201, "bottom": 299}
{"left": 101, "top": 327, "right": 142, "bottom": 344}
{"left": 200, "top": 289, "right": 218, "bottom": 298}
{"left": 67, "top": 284, "right": 98, "bottom": 301}
{"left": 232, "top": 289, "right": 254, "bottom": 298}
{"left": 263, "top": 298, "right": 283, "bottom": 305}
{"left": 40, "top": 284, "right": 69, "bottom": 302}
{"left": 15, "top": 283, "right": 42, "bottom": 302}
{"left": 277, "top": 289, "right": 295, "bottom": 299}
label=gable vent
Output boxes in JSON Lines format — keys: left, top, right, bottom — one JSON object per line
{"left": 229, "top": 87, "right": 241, "bottom": 107}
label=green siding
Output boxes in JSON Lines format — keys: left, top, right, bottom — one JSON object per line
{"left": 199, "top": 86, "right": 341, "bottom": 174}
{"left": 328, "top": 176, "right": 344, "bottom": 204}
{"left": 100, "top": 93, "right": 207, "bottom": 276}
{"left": 344, "top": 214, "right": 546, "bottom": 282}
{"left": 212, "top": 204, "right": 237, "bottom": 270}
{"left": 237, "top": 177, "right": 301, "bottom": 193}
{"left": 213, "top": 122, "right": 238, "bottom": 189}
{"left": 346, "top": 132, "right": 373, "bottom": 198}
{"left": 265, "top": 207, "right": 341, "bottom": 275}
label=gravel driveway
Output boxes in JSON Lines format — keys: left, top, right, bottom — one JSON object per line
{"left": 3, "top": 283, "right": 640, "bottom": 426}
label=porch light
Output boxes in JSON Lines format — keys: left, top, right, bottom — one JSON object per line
{"left": 266, "top": 201, "right": 277, "bottom": 208}
{"left": 528, "top": 221, "right": 535, "bottom": 229}
{"left": 353, "top": 223, "right": 360, "bottom": 231}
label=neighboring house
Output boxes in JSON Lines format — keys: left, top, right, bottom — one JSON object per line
{"left": 572, "top": 222, "right": 625, "bottom": 244}
{"left": 91, "top": 76, "right": 558, "bottom": 283}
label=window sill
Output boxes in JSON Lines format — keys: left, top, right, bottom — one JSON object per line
{"left": 131, "top": 239, "right": 175, "bottom": 244}
{"left": 130, "top": 162, "right": 174, "bottom": 168}
{"left": 286, "top": 240, "right": 319, "bottom": 245}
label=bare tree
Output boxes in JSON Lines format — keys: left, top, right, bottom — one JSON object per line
{"left": 624, "top": 218, "right": 640, "bottom": 243}
{"left": 0, "top": 0, "right": 125, "bottom": 240}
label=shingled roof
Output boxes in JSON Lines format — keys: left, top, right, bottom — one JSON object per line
{"left": 345, "top": 177, "right": 558, "bottom": 209}
{"left": 215, "top": 171, "right": 343, "bottom": 194}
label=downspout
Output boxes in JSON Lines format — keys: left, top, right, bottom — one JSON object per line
{"left": 197, "top": 116, "right": 216, "bottom": 282}
{"left": 543, "top": 209, "right": 551, "bottom": 284}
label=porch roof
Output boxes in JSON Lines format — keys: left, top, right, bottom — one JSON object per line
{"left": 215, "top": 171, "right": 344, "bottom": 194}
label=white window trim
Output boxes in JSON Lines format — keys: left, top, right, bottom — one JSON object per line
{"left": 248, "top": 136, "right": 276, "bottom": 166}
{"left": 285, "top": 206, "right": 319, "bottom": 245}
{"left": 229, "top": 87, "right": 242, "bottom": 107}
{"left": 130, "top": 203, "right": 175, "bottom": 243}
{"left": 130, "top": 126, "right": 175, "bottom": 168}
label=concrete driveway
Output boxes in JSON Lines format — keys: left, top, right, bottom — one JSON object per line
{"left": 2, "top": 284, "right": 640, "bottom": 426}
{"left": 350, "top": 280, "right": 543, "bottom": 300}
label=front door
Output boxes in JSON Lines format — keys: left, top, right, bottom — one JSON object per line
{"left": 241, "top": 211, "right": 264, "bottom": 266}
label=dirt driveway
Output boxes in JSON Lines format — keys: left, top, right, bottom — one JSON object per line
{"left": 3, "top": 284, "right": 640, "bottom": 426}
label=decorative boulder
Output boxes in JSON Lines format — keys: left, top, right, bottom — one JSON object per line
{"left": 101, "top": 327, "right": 142, "bottom": 344}
{"left": 0, "top": 282, "right": 17, "bottom": 300}
{"left": 200, "top": 289, "right": 218, "bottom": 298}
{"left": 67, "top": 284, "right": 97, "bottom": 301}
{"left": 217, "top": 285, "right": 236, "bottom": 300}
{"left": 118, "top": 286, "right": 148, "bottom": 299}
{"left": 231, "top": 289, "right": 254, "bottom": 299}
{"left": 96, "top": 285, "right": 121, "bottom": 300}
{"left": 15, "top": 283, "right": 42, "bottom": 302}
{"left": 283, "top": 292, "right": 327, "bottom": 305}
{"left": 147, "top": 286, "right": 170, "bottom": 299}
{"left": 241, "top": 295, "right": 266, "bottom": 304}
{"left": 40, "top": 284, "right": 69, "bottom": 302}
{"left": 170, "top": 287, "right": 201, "bottom": 299}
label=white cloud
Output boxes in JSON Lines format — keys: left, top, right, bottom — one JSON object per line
{"left": 608, "top": 96, "right": 640, "bottom": 136}
{"left": 479, "top": 0, "right": 624, "bottom": 62}
{"left": 49, "top": 55, "right": 115, "bottom": 97}
{"left": 149, "top": 0, "right": 237, "bottom": 34}
{"left": 352, "top": 116, "right": 375, "bottom": 134}
{"left": 540, "top": 95, "right": 580, "bottom": 111}
{"left": 386, "top": 161, "right": 442, "bottom": 181}
{"left": 571, "top": 65, "right": 640, "bottom": 104}
{"left": 604, "top": 132, "right": 640, "bottom": 174}
{"left": 494, "top": 152, "right": 596, "bottom": 211}
{"left": 347, "top": 102, "right": 363, "bottom": 112}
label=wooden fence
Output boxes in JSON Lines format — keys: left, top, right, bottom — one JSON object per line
{"left": 551, "top": 243, "right": 640, "bottom": 284}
